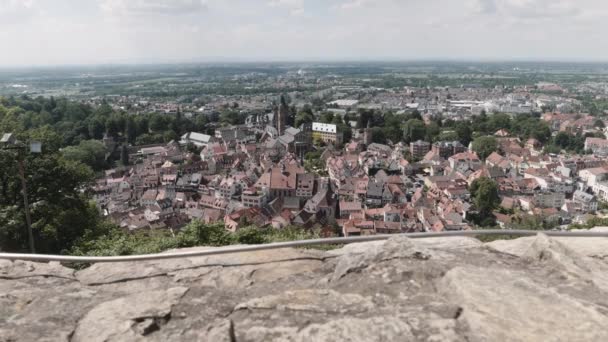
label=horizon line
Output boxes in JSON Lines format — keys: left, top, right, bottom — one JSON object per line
{"left": 3, "top": 58, "right": 608, "bottom": 70}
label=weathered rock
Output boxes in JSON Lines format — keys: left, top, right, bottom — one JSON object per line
{"left": 71, "top": 287, "right": 188, "bottom": 342}
{"left": 486, "top": 227, "right": 608, "bottom": 260}
{"left": 0, "top": 260, "right": 75, "bottom": 280}
{"left": 439, "top": 265, "right": 608, "bottom": 342}
{"left": 3, "top": 233, "right": 608, "bottom": 341}
{"left": 234, "top": 289, "right": 375, "bottom": 314}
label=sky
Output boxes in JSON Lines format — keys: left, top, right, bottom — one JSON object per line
{"left": 0, "top": 0, "right": 606, "bottom": 66}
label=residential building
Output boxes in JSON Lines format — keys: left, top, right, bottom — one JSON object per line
{"left": 572, "top": 190, "right": 598, "bottom": 213}
{"left": 312, "top": 122, "right": 343, "bottom": 145}
{"left": 180, "top": 132, "right": 214, "bottom": 148}
{"left": 432, "top": 141, "right": 466, "bottom": 159}
{"left": 410, "top": 140, "right": 431, "bottom": 160}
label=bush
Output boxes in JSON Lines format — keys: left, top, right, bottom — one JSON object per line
{"left": 71, "top": 221, "right": 324, "bottom": 256}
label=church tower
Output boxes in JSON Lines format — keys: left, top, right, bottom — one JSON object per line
{"left": 363, "top": 120, "right": 372, "bottom": 145}
{"left": 277, "top": 95, "right": 288, "bottom": 136}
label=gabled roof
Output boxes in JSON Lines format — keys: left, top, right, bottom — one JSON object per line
{"left": 182, "top": 132, "right": 212, "bottom": 144}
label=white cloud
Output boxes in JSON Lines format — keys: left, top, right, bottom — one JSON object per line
{"left": 471, "top": 0, "right": 582, "bottom": 19}
{"left": 0, "top": 0, "right": 38, "bottom": 22}
{"left": 338, "top": 0, "right": 364, "bottom": 9}
{"left": 267, "top": 0, "right": 303, "bottom": 6}
{"left": 100, "top": 0, "right": 208, "bottom": 15}
{"left": 0, "top": 0, "right": 608, "bottom": 66}
{"left": 336, "top": 0, "right": 400, "bottom": 11}
{"left": 267, "top": 0, "right": 305, "bottom": 15}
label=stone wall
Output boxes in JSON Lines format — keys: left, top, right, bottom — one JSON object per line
{"left": 3, "top": 229, "right": 608, "bottom": 341}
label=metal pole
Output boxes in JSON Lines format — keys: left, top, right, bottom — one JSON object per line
{"left": 17, "top": 158, "right": 36, "bottom": 253}
{"left": 1, "top": 230, "right": 608, "bottom": 264}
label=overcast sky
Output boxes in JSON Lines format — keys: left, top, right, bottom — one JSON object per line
{"left": 0, "top": 0, "right": 606, "bottom": 66}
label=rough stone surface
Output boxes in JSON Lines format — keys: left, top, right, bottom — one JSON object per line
{"left": 3, "top": 230, "right": 608, "bottom": 341}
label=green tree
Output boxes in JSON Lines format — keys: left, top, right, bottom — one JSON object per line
{"left": 94, "top": 102, "right": 113, "bottom": 117}
{"left": 595, "top": 119, "right": 606, "bottom": 128}
{"left": 136, "top": 116, "right": 150, "bottom": 136}
{"left": 403, "top": 119, "right": 426, "bottom": 143}
{"left": 455, "top": 122, "right": 473, "bottom": 146}
{"left": 120, "top": 144, "right": 129, "bottom": 166}
{"left": 371, "top": 127, "right": 387, "bottom": 144}
{"left": 425, "top": 121, "right": 441, "bottom": 142}
{"left": 531, "top": 122, "right": 552, "bottom": 144}
{"left": 332, "top": 114, "right": 344, "bottom": 125}
{"left": 88, "top": 118, "right": 106, "bottom": 140}
{"left": 234, "top": 226, "right": 267, "bottom": 244}
{"left": 304, "top": 151, "right": 326, "bottom": 175}
{"left": 554, "top": 132, "right": 571, "bottom": 149}
{"left": 489, "top": 113, "right": 512, "bottom": 132}
{"left": 321, "top": 112, "right": 335, "bottom": 124}
{"left": 178, "top": 221, "right": 234, "bottom": 247}
{"left": 220, "top": 110, "right": 240, "bottom": 125}
{"left": 105, "top": 117, "right": 121, "bottom": 138}
{"left": 27, "top": 125, "right": 63, "bottom": 152}
{"left": 149, "top": 114, "right": 166, "bottom": 132}
{"left": 437, "top": 131, "right": 459, "bottom": 141}
{"left": 295, "top": 110, "right": 314, "bottom": 127}
{"left": 126, "top": 116, "right": 137, "bottom": 144}
{"left": 470, "top": 177, "right": 500, "bottom": 225}
{"left": 62, "top": 140, "right": 107, "bottom": 171}
{"left": 0, "top": 150, "right": 97, "bottom": 253}
{"left": 471, "top": 136, "right": 498, "bottom": 160}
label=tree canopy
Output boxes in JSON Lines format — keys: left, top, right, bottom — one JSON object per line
{"left": 62, "top": 140, "right": 108, "bottom": 172}
{"left": 469, "top": 177, "right": 500, "bottom": 226}
{"left": 471, "top": 136, "right": 498, "bottom": 160}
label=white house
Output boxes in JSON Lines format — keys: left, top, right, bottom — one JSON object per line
{"left": 180, "top": 132, "right": 214, "bottom": 148}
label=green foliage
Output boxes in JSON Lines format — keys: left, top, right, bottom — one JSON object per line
{"left": 72, "top": 221, "right": 324, "bottom": 256}
{"left": 578, "top": 95, "right": 608, "bottom": 116}
{"left": 220, "top": 110, "right": 244, "bottom": 125}
{"left": 234, "top": 226, "right": 268, "bottom": 244}
{"left": 454, "top": 122, "right": 473, "bottom": 146}
{"left": 120, "top": 145, "right": 129, "bottom": 166}
{"left": 424, "top": 121, "right": 441, "bottom": 142}
{"left": 402, "top": 119, "right": 426, "bottom": 144}
{"left": 0, "top": 149, "right": 98, "bottom": 253}
{"left": 304, "top": 150, "right": 326, "bottom": 175}
{"left": 471, "top": 136, "right": 498, "bottom": 160}
{"left": 135, "top": 133, "right": 165, "bottom": 145}
{"left": 62, "top": 140, "right": 108, "bottom": 172}
{"left": 382, "top": 112, "right": 406, "bottom": 143}
{"left": 370, "top": 127, "right": 387, "bottom": 144}
{"left": 0, "top": 95, "right": 208, "bottom": 163}
{"left": 126, "top": 116, "right": 137, "bottom": 144}
{"left": 594, "top": 119, "right": 605, "bottom": 128}
{"left": 320, "top": 111, "right": 335, "bottom": 124}
{"left": 510, "top": 214, "right": 557, "bottom": 231}
{"left": 470, "top": 177, "right": 500, "bottom": 226}
{"left": 437, "top": 130, "right": 459, "bottom": 142}
{"left": 467, "top": 112, "right": 551, "bottom": 144}
{"left": 569, "top": 217, "right": 608, "bottom": 230}
{"left": 295, "top": 107, "right": 314, "bottom": 127}
{"left": 545, "top": 131, "right": 587, "bottom": 154}
{"left": 554, "top": 132, "right": 571, "bottom": 148}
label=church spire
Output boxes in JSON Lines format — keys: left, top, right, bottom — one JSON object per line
{"left": 277, "top": 94, "right": 288, "bottom": 136}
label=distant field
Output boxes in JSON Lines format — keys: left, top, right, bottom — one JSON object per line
{"left": 1, "top": 61, "right": 608, "bottom": 98}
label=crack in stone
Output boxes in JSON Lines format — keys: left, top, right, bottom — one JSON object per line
{"left": 0, "top": 274, "right": 77, "bottom": 282}
{"left": 82, "top": 256, "right": 331, "bottom": 286}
